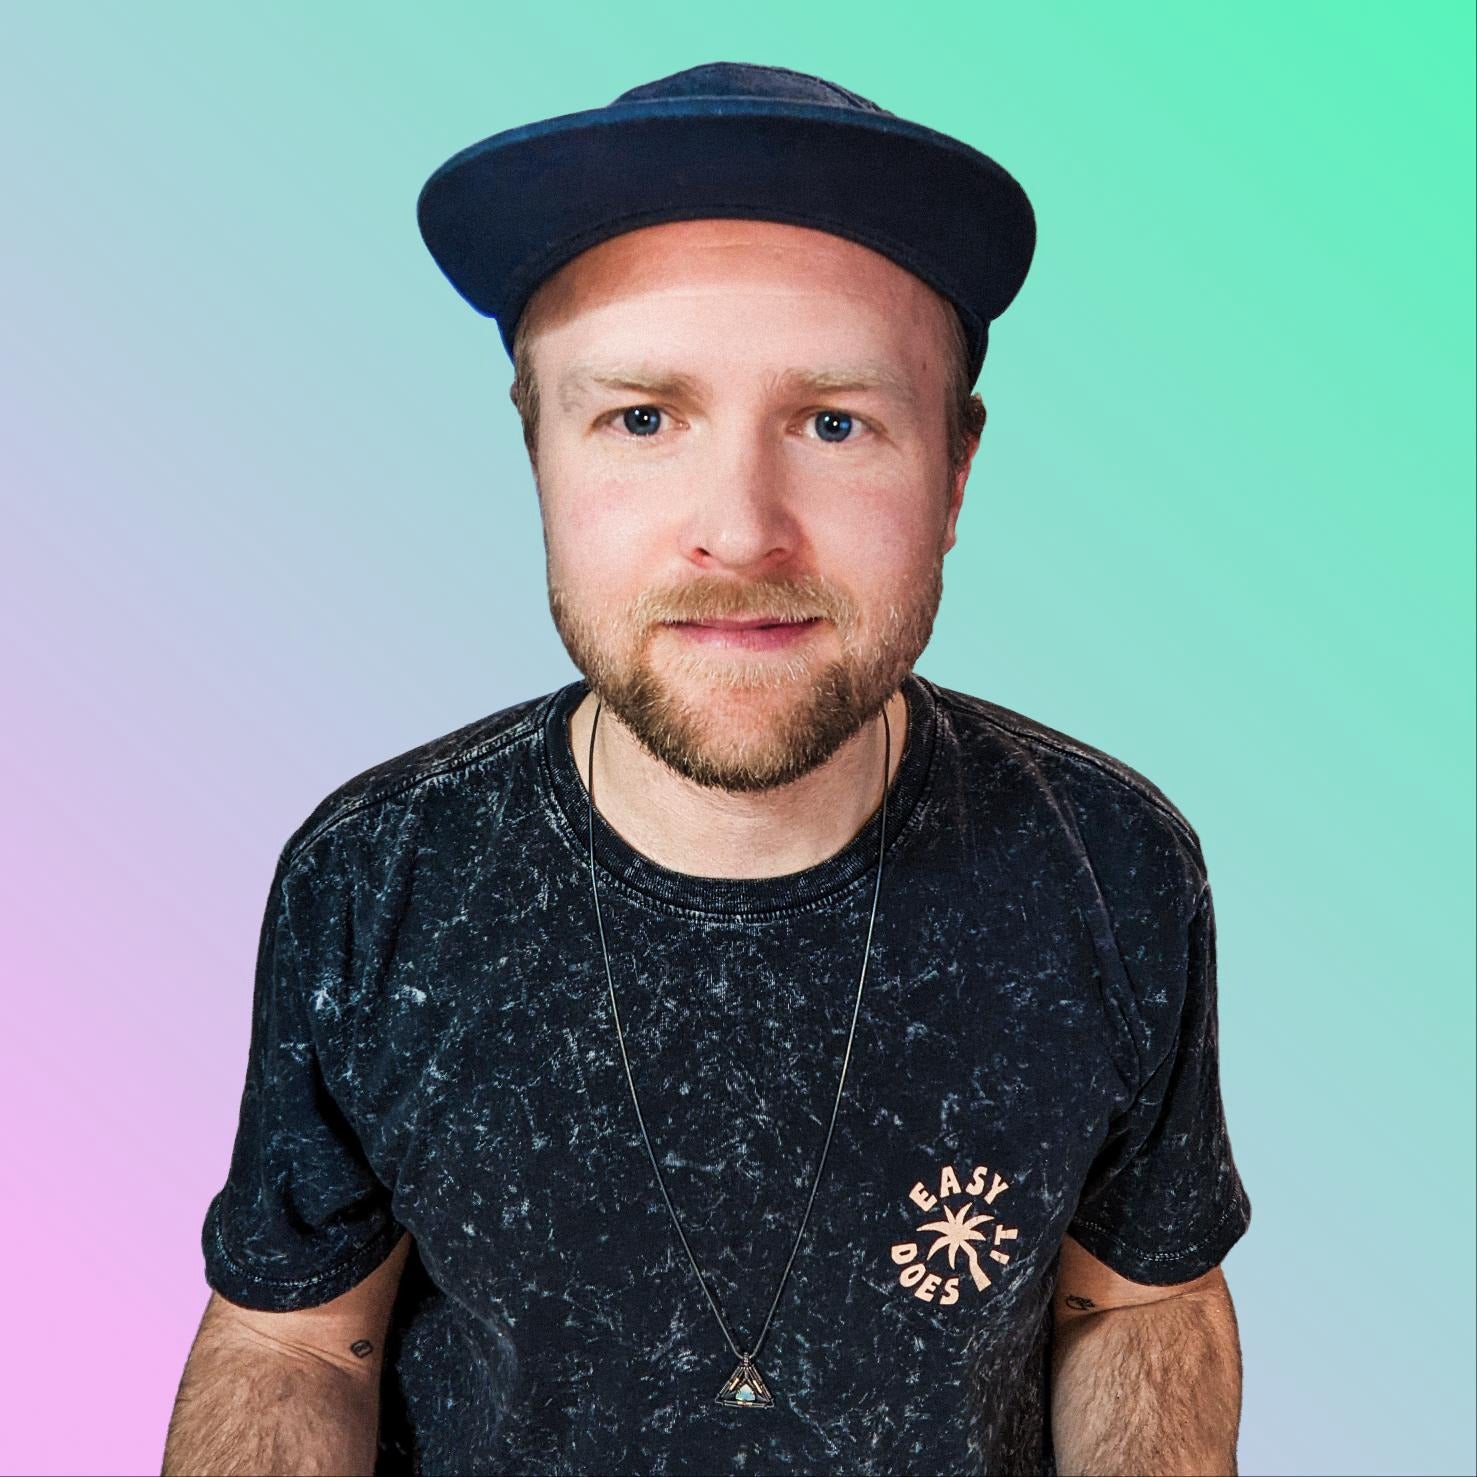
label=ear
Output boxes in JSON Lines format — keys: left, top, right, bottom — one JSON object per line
{"left": 942, "top": 424, "right": 982, "bottom": 554}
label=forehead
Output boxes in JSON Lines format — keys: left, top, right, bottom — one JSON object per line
{"left": 521, "top": 218, "right": 958, "bottom": 378}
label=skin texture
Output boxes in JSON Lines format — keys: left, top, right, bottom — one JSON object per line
{"left": 1049, "top": 1237, "right": 1243, "bottom": 1474}
{"left": 521, "top": 218, "right": 972, "bottom": 879}
{"left": 1051, "top": 1284, "right": 1245, "bottom": 1476}
{"left": 162, "top": 1232, "right": 412, "bottom": 1475}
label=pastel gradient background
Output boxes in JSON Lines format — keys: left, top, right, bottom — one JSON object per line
{"left": 3, "top": 4, "right": 1471, "bottom": 1474}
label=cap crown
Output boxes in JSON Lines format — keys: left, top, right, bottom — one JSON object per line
{"left": 613, "top": 62, "right": 890, "bottom": 114}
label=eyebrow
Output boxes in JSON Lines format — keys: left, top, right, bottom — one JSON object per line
{"left": 556, "top": 361, "right": 918, "bottom": 413}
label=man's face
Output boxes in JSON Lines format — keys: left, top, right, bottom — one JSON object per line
{"left": 525, "top": 218, "right": 972, "bottom": 793}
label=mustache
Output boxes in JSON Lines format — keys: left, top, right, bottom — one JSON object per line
{"left": 627, "top": 574, "right": 854, "bottom": 627}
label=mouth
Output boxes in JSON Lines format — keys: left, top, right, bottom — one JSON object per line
{"left": 661, "top": 616, "right": 825, "bottom": 650}
{"left": 669, "top": 616, "right": 819, "bottom": 629}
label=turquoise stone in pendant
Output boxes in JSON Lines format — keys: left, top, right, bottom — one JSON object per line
{"left": 716, "top": 1357, "right": 774, "bottom": 1409}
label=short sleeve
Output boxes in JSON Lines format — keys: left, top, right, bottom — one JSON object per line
{"left": 1066, "top": 881, "right": 1252, "bottom": 1285}
{"left": 201, "top": 841, "right": 404, "bottom": 1310}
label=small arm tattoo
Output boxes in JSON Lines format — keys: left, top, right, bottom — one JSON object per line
{"left": 349, "top": 1340, "right": 374, "bottom": 1358}
{"left": 1064, "top": 1294, "right": 1097, "bottom": 1311}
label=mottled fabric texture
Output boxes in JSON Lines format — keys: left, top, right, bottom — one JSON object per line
{"left": 201, "top": 672, "right": 1252, "bottom": 1475}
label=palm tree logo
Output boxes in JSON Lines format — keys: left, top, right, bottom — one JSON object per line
{"left": 916, "top": 1199, "right": 995, "bottom": 1293}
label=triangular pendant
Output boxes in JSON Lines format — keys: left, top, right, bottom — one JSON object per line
{"left": 716, "top": 1356, "right": 774, "bottom": 1409}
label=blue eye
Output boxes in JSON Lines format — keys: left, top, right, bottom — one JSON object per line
{"left": 813, "top": 410, "right": 853, "bottom": 442}
{"left": 621, "top": 406, "right": 663, "bottom": 436}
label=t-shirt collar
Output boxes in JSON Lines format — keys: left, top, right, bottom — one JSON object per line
{"left": 539, "top": 669, "right": 938, "bottom": 916}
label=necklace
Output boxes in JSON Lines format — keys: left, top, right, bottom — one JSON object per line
{"left": 582, "top": 694, "right": 892, "bottom": 1409}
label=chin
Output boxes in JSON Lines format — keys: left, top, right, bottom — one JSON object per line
{"left": 664, "top": 660, "right": 817, "bottom": 704}
{"left": 602, "top": 652, "right": 875, "bottom": 794}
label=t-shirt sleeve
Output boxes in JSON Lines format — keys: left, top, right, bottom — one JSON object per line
{"left": 1066, "top": 880, "right": 1252, "bottom": 1285}
{"left": 200, "top": 839, "right": 404, "bottom": 1310}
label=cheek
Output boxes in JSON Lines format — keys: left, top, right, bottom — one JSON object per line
{"left": 545, "top": 479, "right": 667, "bottom": 594}
{"left": 811, "top": 480, "right": 940, "bottom": 580}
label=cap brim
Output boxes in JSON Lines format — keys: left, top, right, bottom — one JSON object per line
{"left": 417, "top": 97, "right": 1035, "bottom": 383}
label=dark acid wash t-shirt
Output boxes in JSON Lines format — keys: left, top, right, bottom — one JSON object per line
{"left": 201, "top": 671, "right": 1252, "bottom": 1476}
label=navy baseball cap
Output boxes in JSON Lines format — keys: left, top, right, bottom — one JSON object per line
{"left": 416, "top": 62, "right": 1037, "bottom": 387}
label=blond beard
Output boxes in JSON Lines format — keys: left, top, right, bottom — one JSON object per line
{"left": 546, "top": 559, "right": 944, "bottom": 793}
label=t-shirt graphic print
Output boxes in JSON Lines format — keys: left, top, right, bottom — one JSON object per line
{"left": 890, "top": 1157, "right": 1021, "bottom": 1308}
{"left": 200, "top": 671, "right": 1252, "bottom": 1475}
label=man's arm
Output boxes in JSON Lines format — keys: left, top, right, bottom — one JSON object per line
{"left": 1050, "top": 1232, "right": 1245, "bottom": 1477}
{"left": 162, "top": 1230, "right": 412, "bottom": 1477}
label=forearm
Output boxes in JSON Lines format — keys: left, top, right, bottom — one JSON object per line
{"left": 162, "top": 1335, "right": 381, "bottom": 1476}
{"left": 1050, "top": 1290, "right": 1243, "bottom": 1476}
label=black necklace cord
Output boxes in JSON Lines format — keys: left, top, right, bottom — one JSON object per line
{"left": 584, "top": 692, "right": 893, "bottom": 1371}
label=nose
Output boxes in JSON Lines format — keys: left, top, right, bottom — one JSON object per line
{"left": 676, "top": 422, "right": 800, "bottom": 575}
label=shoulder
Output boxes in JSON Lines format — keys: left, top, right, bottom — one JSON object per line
{"left": 277, "top": 684, "right": 565, "bottom": 878}
{"left": 924, "top": 679, "right": 1209, "bottom": 902}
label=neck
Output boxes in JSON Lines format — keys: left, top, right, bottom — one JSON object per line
{"left": 566, "top": 683, "right": 910, "bottom": 880}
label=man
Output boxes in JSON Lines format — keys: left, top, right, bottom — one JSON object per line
{"left": 164, "top": 63, "right": 1252, "bottom": 1476}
